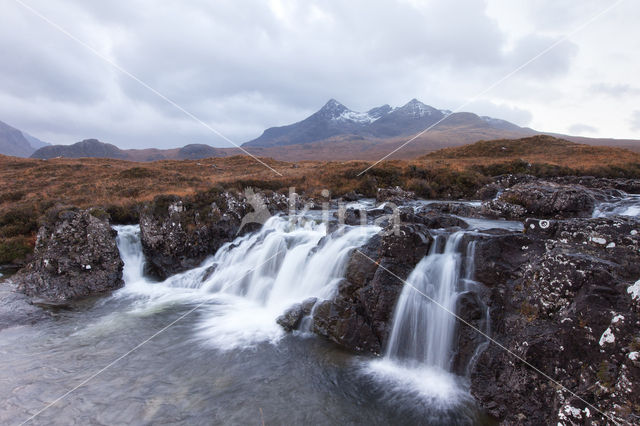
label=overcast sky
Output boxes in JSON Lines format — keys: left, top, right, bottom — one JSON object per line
{"left": 1, "top": 0, "right": 638, "bottom": 148}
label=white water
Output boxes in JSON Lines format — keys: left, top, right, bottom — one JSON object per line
{"left": 114, "top": 216, "right": 379, "bottom": 350}
{"left": 368, "top": 231, "right": 478, "bottom": 407}
{"left": 385, "top": 232, "right": 465, "bottom": 369}
{"left": 593, "top": 194, "right": 640, "bottom": 218}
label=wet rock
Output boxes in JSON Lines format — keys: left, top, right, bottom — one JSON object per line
{"left": 276, "top": 297, "right": 317, "bottom": 331}
{"left": 139, "top": 190, "right": 297, "bottom": 280}
{"left": 451, "top": 291, "right": 487, "bottom": 376}
{"left": 0, "top": 282, "right": 51, "bottom": 330}
{"left": 468, "top": 214, "right": 640, "bottom": 425}
{"left": 474, "top": 183, "right": 501, "bottom": 201}
{"left": 483, "top": 181, "right": 596, "bottom": 219}
{"left": 311, "top": 224, "right": 433, "bottom": 354}
{"left": 376, "top": 186, "right": 416, "bottom": 205}
{"left": 469, "top": 231, "right": 542, "bottom": 287}
{"left": 14, "top": 208, "right": 124, "bottom": 303}
{"left": 412, "top": 209, "right": 469, "bottom": 229}
{"left": 479, "top": 199, "right": 527, "bottom": 219}
{"left": 420, "top": 202, "right": 484, "bottom": 219}
{"left": 333, "top": 207, "right": 366, "bottom": 226}
{"left": 341, "top": 191, "right": 362, "bottom": 202}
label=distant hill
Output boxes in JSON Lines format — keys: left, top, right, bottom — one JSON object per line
{"left": 421, "top": 135, "right": 640, "bottom": 170}
{"left": 31, "top": 139, "right": 230, "bottom": 161}
{"left": 0, "top": 120, "right": 50, "bottom": 157}
{"left": 31, "top": 139, "right": 128, "bottom": 160}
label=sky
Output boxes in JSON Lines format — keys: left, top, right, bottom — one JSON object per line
{"left": 1, "top": 0, "right": 639, "bottom": 149}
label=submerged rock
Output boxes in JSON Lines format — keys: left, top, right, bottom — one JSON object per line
{"left": 15, "top": 208, "right": 124, "bottom": 303}
{"left": 276, "top": 297, "right": 317, "bottom": 331}
{"left": 0, "top": 282, "right": 51, "bottom": 330}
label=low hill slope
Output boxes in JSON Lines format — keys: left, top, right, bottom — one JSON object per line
{"left": 423, "top": 135, "right": 640, "bottom": 169}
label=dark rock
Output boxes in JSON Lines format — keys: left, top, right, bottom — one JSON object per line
{"left": 376, "top": 186, "right": 416, "bottom": 204}
{"left": 469, "top": 231, "right": 542, "bottom": 287}
{"left": 311, "top": 224, "right": 433, "bottom": 354}
{"left": 419, "top": 202, "right": 484, "bottom": 219}
{"left": 452, "top": 291, "right": 487, "bottom": 376}
{"left": 474, "top": 183, "right": 501, "bottom": 201}
{"left": 333, "top": 207, "right": 366, "bottom": 226}
{"left": 341, "top": 191, "right": 361, "bottom": 202}
{"left": 0, "top": 282, "right": 51, "bottom": 330}
{"left": 468, "top": 214, "right": 640, "bottom": 425}
{"left": 276, "top": 297, "right": 317, "bottom": 331}
{"left": 413, "top": 209, "right": 469, "bottom": 229}
{"left": 139, "top": 192, "right": 248, "bottom": 280}
{"left": 483, "top": 181, "right": 596, "bottom": 219}
{"left": 14, "top": 208, "right": 123, "bottom": 303}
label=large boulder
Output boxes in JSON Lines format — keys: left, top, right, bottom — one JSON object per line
{"left": 481, "top": 181, "right": 596, "bottom": 219}
{"left": 139, "top": 189, "right": 296, "bottom": 280}
{"left": 139, "top": 192, "right": 247, "bottom": 280}
{"left": 15, "top": 208, "right": 124, "bottom": 303}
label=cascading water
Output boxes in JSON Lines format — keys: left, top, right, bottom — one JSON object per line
{"left": 113, "top": 216, "right": 380, "bottom": 349}
{"left": 593, "top": 193, "right": 640, "bottom": 218}
{"left": 367, "top": 230, "right": 486, "bottom": 411}
{"left": 385, "top": 232, "right": 465, "bottom": 370}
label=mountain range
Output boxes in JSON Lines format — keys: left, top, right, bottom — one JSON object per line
{"left": 2, "top": 99, "right": 638, "bottom": 161}
{"left": 243, "top": 98, "right": 527, "bottom": 148}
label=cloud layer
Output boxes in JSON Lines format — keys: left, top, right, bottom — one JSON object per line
{"left": 1, "top": 0, "right": 638, "bottom": 148}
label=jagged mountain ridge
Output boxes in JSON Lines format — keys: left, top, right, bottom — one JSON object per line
{"left": 242, "top": 98, "right": 532, "bottom": 147}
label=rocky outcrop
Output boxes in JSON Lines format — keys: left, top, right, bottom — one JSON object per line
{"left": 376, "top": 186, "right": 416, "bottom": 205}
{"left": 468, "top": 216, "right": 640, "bottom": 425}
{"left": 481, "top": 181, "right": 596, "bottom": 219}
{"left": 139, "top": 189, "right": 296, "bottom": 280}
{"left": 139, "top": 192, "right": 249, "bottom": 280}
{"left": 15, "top": 208, "right": 124, "bottom": 303}
{"left": 485, "top": 174, "right": 640, "bottom": 195}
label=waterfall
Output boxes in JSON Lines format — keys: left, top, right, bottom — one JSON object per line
{"left": 385, "top": 232, "right": 465, "bottom": 370}
{"left": 366, "top": 230, "right": 484, "bottom": 408}
{"left": 113, "top": 216, "right": 380, "bottom": 349}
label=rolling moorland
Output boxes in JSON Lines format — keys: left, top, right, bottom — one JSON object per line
{"left": 1, "top": 134, "right": 639, "bottom": 266}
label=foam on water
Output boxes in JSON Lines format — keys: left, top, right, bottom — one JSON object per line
{"left": 113, "top": 217, "right": 380, "bottom": 350}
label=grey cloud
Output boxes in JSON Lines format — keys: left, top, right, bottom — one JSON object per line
{"left": 568, "top": 123, "right": 598, "bottom": 135}
{"left": 0, "top": 0, "right": 603, "bottom": 148}
{"left": 466, "top": 100, "right": 533, "bottom": 126}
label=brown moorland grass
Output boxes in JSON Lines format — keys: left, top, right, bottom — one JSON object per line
{"left": 1, "top": 135, "right": 639, "bottom": 264}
